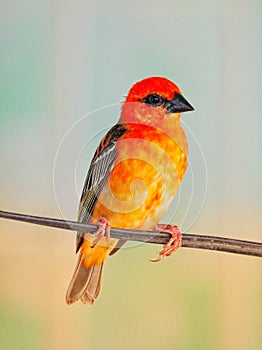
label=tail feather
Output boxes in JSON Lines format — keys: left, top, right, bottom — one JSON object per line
{"left": 66, "top": 255, "right": 103, "bottom": 305}
{"left": 81, "top": 265, "right": 103, "bottom": 305}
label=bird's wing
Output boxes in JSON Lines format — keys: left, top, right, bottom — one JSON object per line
{"left": 76, "top": 123, "right": 127, "bottom": 253}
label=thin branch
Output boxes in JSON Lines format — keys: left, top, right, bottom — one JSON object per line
{"left": 0, "top": 210, "right": 261, "bottom": 258}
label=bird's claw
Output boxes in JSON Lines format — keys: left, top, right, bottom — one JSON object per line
{"left": 92, "top": 216, "right": 111, "bottom": 247}
{"left": 150, "top": 224, "right": 182, "bottom": 262}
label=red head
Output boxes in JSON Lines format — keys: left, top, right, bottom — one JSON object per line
{"left": 121, "top": 77, "right": 194, "bottom": 125}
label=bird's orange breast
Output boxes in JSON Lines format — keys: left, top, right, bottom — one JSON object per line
{"left": 81, "top": 120, "right": 187, "bottom": 267}
{"left": 92, "top": 122, "right": 187, "bottom": 230}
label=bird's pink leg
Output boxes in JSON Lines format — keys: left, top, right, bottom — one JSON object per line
{"left": 92, "top": 216, "right": 111, "bottom": 246}
{"left": 150, "top": 224, "right": 182, "bottom": 262}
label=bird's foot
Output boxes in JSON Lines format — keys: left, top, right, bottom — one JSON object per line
{"left": 92, "top": 216, "right": 111, "bottom": 246}
{"left": 150, "top": 224, "right": 182, "bottom": 262}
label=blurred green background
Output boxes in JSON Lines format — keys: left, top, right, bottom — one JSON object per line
{"left": 0, "top": 1, "right": 261, "bottom": 349}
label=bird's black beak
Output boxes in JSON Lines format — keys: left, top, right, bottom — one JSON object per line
{"left": 165, "top": 93, "right": 194, "bottom": 113}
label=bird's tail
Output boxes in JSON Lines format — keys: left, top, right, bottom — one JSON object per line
{"left": 66, "top": 255, "right": 103, "bottom": 305}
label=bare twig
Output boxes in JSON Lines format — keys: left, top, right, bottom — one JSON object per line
{"left": 0, "top": 210, "right": 261, "bottom": 258}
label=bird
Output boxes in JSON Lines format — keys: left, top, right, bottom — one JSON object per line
{"left": 66, "top": 76, "right": 194, "bottom": 305}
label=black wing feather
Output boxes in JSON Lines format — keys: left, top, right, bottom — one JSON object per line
{"left": 76, "top": 124, "right": 127, "bottom": 253}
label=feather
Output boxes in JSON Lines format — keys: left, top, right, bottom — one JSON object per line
{"left": 75, "top": 124, "right": 127, "bottom": 253}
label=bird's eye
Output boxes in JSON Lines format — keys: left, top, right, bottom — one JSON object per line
{"left": 143, "top": 94, "right": 163, "bottom": 107}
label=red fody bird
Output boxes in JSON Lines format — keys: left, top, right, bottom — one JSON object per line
{"left": 66, "top": 77, "right": 194, "bottom": 305}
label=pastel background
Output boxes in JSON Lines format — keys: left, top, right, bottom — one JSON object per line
{"left": 0, "top": 1, "right": 261, "bottom": 349}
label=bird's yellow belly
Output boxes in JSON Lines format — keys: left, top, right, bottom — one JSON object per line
{"left": 91, "top": 134, "right": 187, "bottom": 230}
{"left": 81, "top": 126, "right": 187, "bottom": 267}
